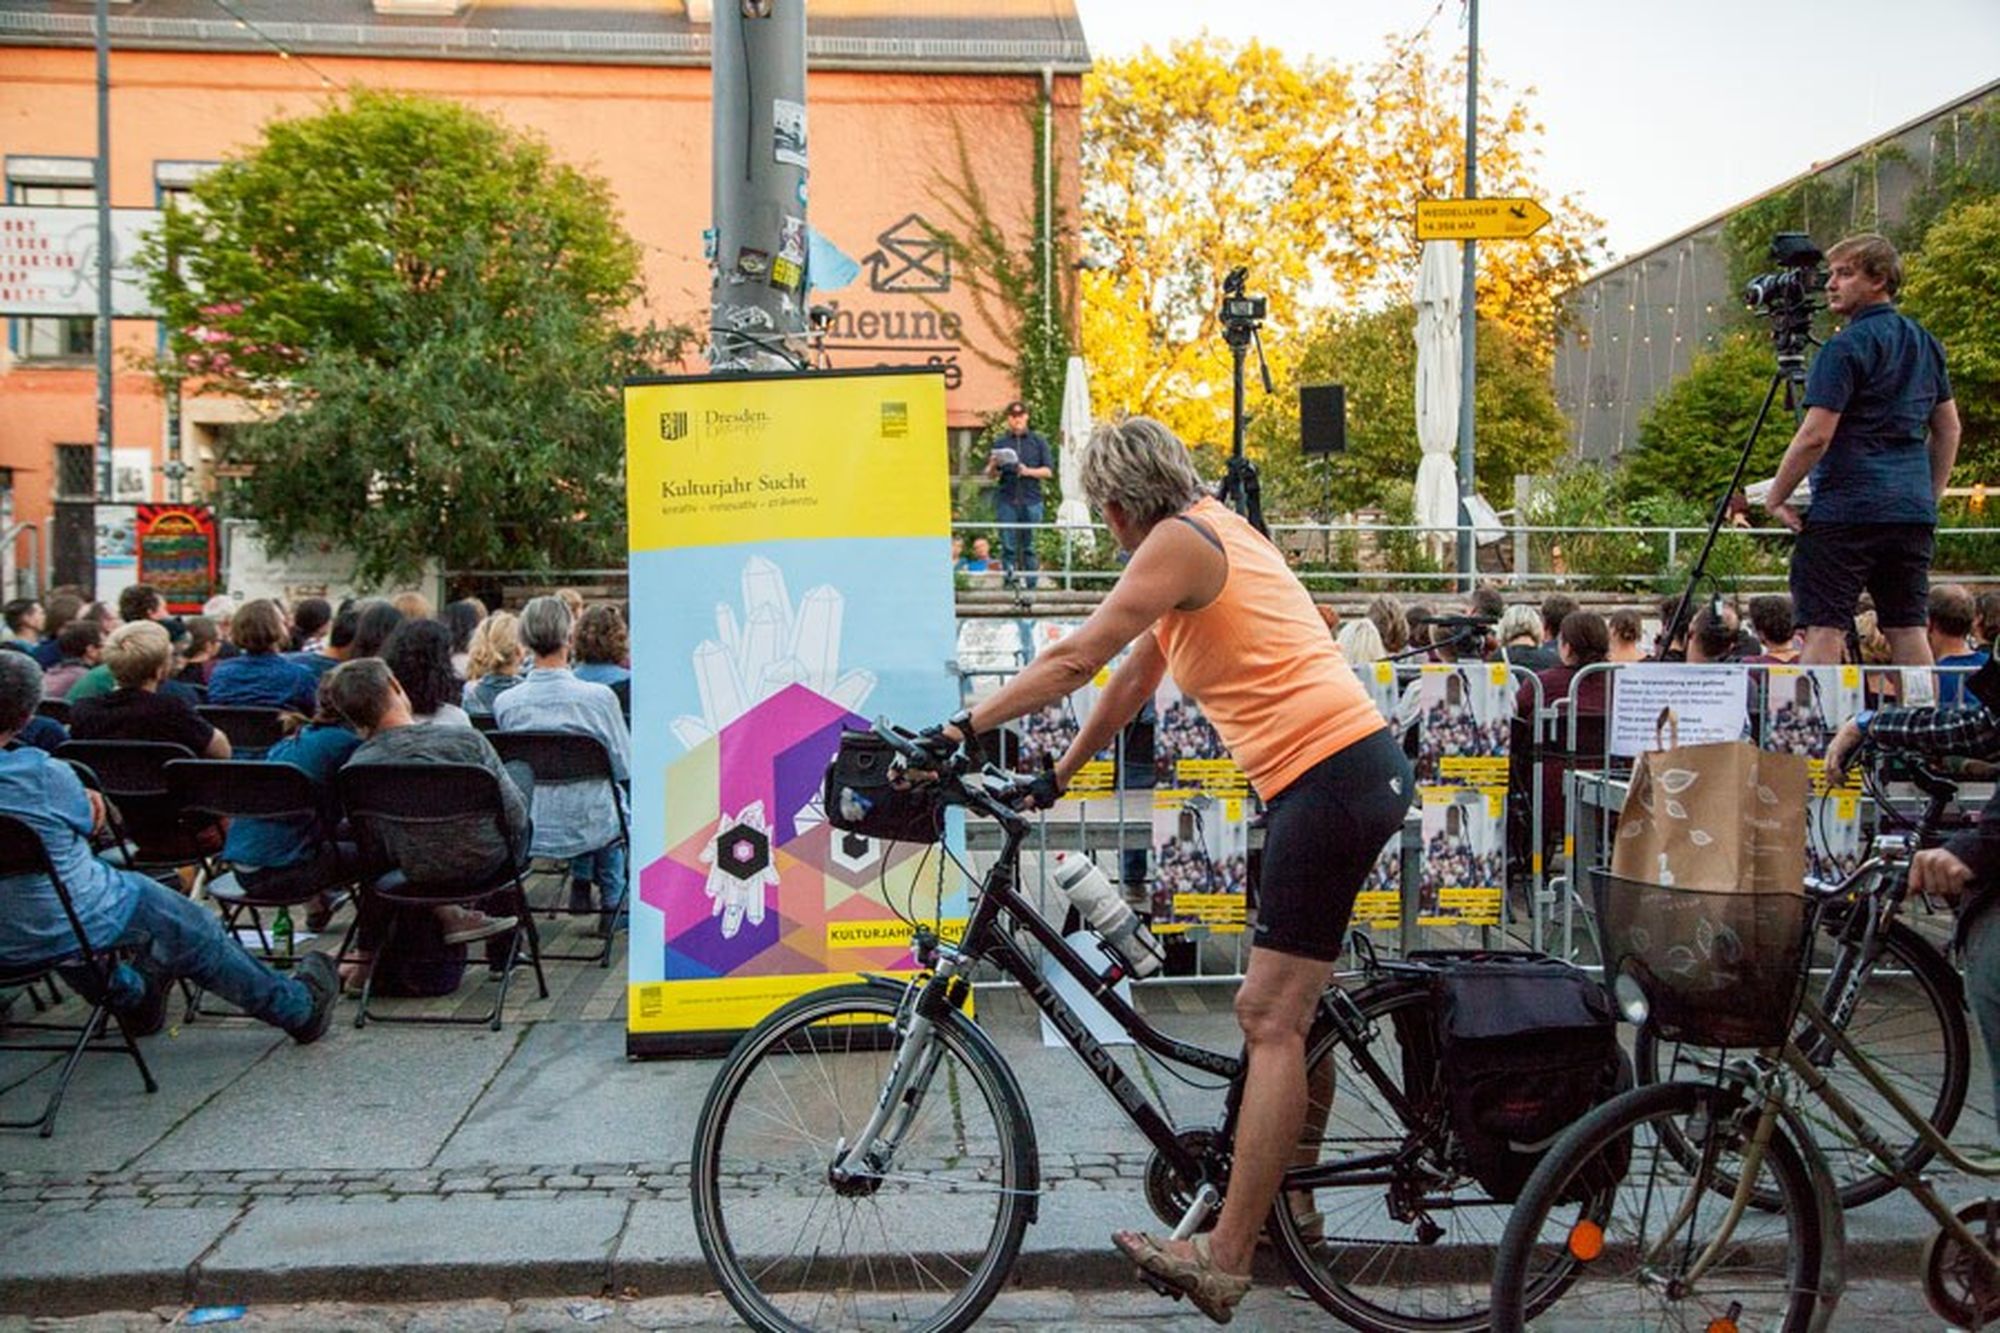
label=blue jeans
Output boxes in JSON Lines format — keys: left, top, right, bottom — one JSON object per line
{"left": 1962, "top": 898, "right": 2000, "bottom": 1122}
{"left": 995, "top": 497, "right": 1043, "bottom": 587}
{"left": 570, "top": 840, "right": 629, "bottom": 925}
{"left": 108, "top": 879, "right": 310, "bottom": 1030}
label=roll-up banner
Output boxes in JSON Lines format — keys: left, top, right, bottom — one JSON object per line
{"left": 623, "top": 367, "right": 961, "bottom": 1056}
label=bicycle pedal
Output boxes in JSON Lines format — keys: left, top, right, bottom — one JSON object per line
{"left": 1137, "top": 1270, "right": 1184, "bottom": 1301}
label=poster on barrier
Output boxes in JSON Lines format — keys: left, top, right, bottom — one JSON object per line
{"left": 1149, "top": 789, "right": 1249, "bottom": 934}
{"left": 1763, "top": 665, "right": 1866, "bottom": 885}
{"left": 1013, "top": 620, "right": 1123, "bottom": 797}
{"left": 1414, "top": 663, "right": 1511, "bottom": 787}
{"left": 1610, "top": 665, "right": 1751, "bottom": 756}
{"left": 1353, "top": 660, "right": 1401, "bottom": 725}
{"left": 1155, "top": 675, "right": 1249, "bottom": 794}
{"left": 1351, "top": 830, "right": 1405, "bottom": 928}
{"left": 622, "top": 367, "right": 962, "bottom": 1055}
{"left": 1417, "top": 786, "right": 1506, "bottom": 925}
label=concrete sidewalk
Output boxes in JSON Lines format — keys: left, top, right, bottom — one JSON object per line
{"left": 0, "top": 920, "right": 1986, "bottom": 1319}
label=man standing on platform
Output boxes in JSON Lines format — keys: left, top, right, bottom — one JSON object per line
{"left": 985, "top": 399, "right": 1053, "bottom": 591}
{"left": 1763, "top": 233, "right": 1959, "bottom": 666}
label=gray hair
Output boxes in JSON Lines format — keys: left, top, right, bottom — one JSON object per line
{"left": 0, "top": 651, "right": 41, "bottom": 733}
{"left": 1336, "top": 618, "right": 1386, "bottom": 665}
{"left": 1497, "top": 603, "right": 1542, "bottom": 644}
{"left": 519, "top": 595, "right": 572, "bottom": 658}
{"left": 1078, "top": 415, "right": 1207, "bottom": 529}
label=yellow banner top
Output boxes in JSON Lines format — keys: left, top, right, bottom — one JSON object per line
{"left": 625, "top": 369, "right": 950, "bottom": 551}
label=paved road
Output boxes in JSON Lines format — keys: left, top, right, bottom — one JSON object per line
{"left": 0, "top": 1281, "right": 1958, "bottom": 1332}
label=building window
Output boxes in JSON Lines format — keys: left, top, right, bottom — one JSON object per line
{"left": 7, "top": 175, "right": 98, "bottom": 362}
{"left": 55, "top": 444, "right": 98, "bottom": 501}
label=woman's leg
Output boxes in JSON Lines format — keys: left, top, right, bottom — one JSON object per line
{"left": 1116, "top": 945, "right": 1332, "bottom": 1277}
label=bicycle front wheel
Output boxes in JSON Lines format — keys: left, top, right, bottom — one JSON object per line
{"left": 1634, "top": 915, "right": 1967, "bottom": 1209}
{"left": 690, "top": 981, "right": 1037, "bottom": 1333}
{"left": 1268, "top": 977, "right": 1602, "bottom": 1333}
{"left": 1490, "top": 1079, "right": 1823, "bottom": 1333}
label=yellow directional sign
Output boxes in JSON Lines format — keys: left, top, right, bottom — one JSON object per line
{"left": 1416, "top": 198, "right": 1552, "bottom": 241}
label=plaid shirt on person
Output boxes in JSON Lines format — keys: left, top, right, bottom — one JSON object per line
{"left": 1864, "top": 700, "right": 2000, "bottom": 883}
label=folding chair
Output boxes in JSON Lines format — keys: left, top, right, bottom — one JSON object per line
{"left": 196, "top": 705, "right": 288, "bottom": 757}
{"left": 165, "top": 760, "right": 363, "bottom": 1011}
{"left": 35, "top": 698, "right": 71, "bottom": 726}
{"left": 0, "top": 812, "right": 159, "bottom": 1136}
{"left": 335, "top": 762, "right": 548, "bottom": 1030}
{"left": 53, "top": 740, "right": 214, "bottom": 882}
{"left": 488, "top": 730, "right": 630, "bottom": 966}
{"left": 470, "top": 712, "right": 500, "bottom": 734}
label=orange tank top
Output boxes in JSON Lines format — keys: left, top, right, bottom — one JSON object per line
{"left": 1152, "top": 497, "right": 1385, "bottom": 799}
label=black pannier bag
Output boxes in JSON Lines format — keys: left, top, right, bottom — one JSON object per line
{"left": 823, "top": 729, "right": 945, "bottom": 845}
{"left": 1426, "top": 952, "right": 1629, "bottom": 1202}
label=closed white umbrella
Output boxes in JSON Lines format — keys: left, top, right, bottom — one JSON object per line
{"left": 1414, "top": 241, "right": 1462, "bottom": 559}
{"left": 1056, "top": 355, "right": 1096, "bottom": 552}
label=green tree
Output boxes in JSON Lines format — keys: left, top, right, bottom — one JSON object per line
{"left": 1249, "top": 304, "right": 1569, "bottom": 517}
{"left": 141, "top": 89, "right": 689, "bottom": 582}
{"left": 1619, "top": 332, "right": 1786, "bottom": 505}
{"left": 1901, "top": 194, "right": 2000, "bottom": 481}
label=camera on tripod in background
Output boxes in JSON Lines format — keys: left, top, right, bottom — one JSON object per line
{"left": 1742, "top": 232, "right": 1828, "bottom": 364}
{"left": 1219, "top": 267, "right": 1266, "bottom": 346}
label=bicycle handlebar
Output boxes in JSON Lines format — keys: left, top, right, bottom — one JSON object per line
{"left": 870, "top": 717, "right": 1045, "bottom": 827}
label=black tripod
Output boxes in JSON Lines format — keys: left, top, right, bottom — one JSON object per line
{"left": 1216, "top": 267, "right": 1272, "bottom": 536}
{"left": 1661, "top": 350, "right": 1810, "bottom": 655}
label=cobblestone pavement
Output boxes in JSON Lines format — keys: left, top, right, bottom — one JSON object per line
{"left": 0, "top": 1152, "right": 1153, "bottom": 1213}
{"left": 0, "top": 1281, "right": 1953, "bottom": 1332}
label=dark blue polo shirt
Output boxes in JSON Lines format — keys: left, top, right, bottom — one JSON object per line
{"left": 994, "top": 429, "right": 1052, "bottom": 506}
{"left": 1803, "top": 301, "right": 1952, "bottom": 525}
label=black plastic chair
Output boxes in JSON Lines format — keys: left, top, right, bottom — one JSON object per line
{"left": 196, "top": 706, "right": 288, "bottom": 757}
{"left": 35, "top": 698, "right": 71, "bottom": 726}
{"left": 166, "top": 760, "right": 362, "bottom": 993}
{"left": 334, "top": 762, "right": 548, "bottom": 1030}
{"left": 0, "top": 812, "right": 160, "bottom": 1136}
{"left": 53, "top": 740, "right": 213, "bottom": 879}
{"left": 470, "top": 712, "right": 500, "bottom": 734}
{"left": 488, "top": 730, "right": 630, "bottom": 967}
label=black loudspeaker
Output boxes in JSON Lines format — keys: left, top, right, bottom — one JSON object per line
{"left": 1300, "top": 384, "right": 1346, "bottom": 455}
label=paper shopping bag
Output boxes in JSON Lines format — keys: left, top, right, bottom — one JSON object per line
{"left": 1610, "top": 739, "right": 1807, "bottom": 894}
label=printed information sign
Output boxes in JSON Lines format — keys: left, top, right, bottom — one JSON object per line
{"left": 623, "top": 368, "right": 960, "bottom": 1053}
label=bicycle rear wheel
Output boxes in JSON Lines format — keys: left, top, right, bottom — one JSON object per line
{"left": 690, "top": 981, "right": 1037, "bottom": 1333}
{"left": 1266, "top": 977, "right": 1601, "bottom": 1333}
{"left": 1634, "top": 914, "right": 1967, "bottom": 1209}
{"left": 1490, "top": 1079, "right": 1823, "bottom": 1333}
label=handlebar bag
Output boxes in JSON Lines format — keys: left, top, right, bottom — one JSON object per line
{"left": 823, "top": 729, "right": 945, "bottom": 845}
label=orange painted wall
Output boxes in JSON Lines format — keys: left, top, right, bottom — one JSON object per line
{"left": 0, "top": 44, "right": 1082, "bottom": 544}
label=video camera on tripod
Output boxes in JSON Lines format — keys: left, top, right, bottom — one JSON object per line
{"left": 1742, "top": 232, "right": 1828, "bottom": 372}
{"left": 1214, "top": 267, "right": 1274, "bottom": 534}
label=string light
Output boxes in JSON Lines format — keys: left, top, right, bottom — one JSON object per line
{"left": 206, "top": 0, "right": 341, "bottom": 89}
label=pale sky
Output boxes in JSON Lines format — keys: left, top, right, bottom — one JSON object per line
{"left": 1071, "top": 0, "right": 2000, "bottom": 265}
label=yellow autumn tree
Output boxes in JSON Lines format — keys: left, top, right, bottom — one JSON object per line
{"left": 1081, "top": 33, "right": 1603, "bottom": 453}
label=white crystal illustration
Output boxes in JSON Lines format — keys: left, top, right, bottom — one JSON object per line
{"left": 673, "top": 556, "right": 875, "bottom": 747}
{"left": 699, "top": 801, "right": 782, "bottom": 939}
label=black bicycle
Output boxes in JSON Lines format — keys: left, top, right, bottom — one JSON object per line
{"left": 689, "top": 722, "right": 1611, "bottom": 1333}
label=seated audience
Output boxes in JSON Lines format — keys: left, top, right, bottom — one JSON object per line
{"left": 462, "top": 611, "right": 527, "bottom": 717}
{"left": 1516, "top": 611, "right": 1613, "bottom": 720}
{"left": 350, "top": 599, "right": 404, "bottom": 660}
{"left": 0, "top": 651, "right": 337, "bottom": 1040}
{"left": 174, "top": 615, "right": 223, "bottom": 686}
{"left": 290, "top": 601, "right": 358, "bottom": 681}
{"left": 207, "top": 599, "right": 319, "bottom": 713}
{"left": 572, "top": 605, "right": 632, "bottom": 690}
{"left": 1336, "top": 618, "right": 1387, "bottom": 667}
{"left": 957, "top": 537, "right": 996, "bottom": 573}
{"left": 1607, "top": 609, "right": 1646, "bottom": 663}
{"left": 390, "top": 591, "right": 433, "bottom": 621}
{"left": 1978, "top": 591, "right": 2000, "bottom": 654}
{"left": 1929, "top": 584, "right": 1990, "bottom": 707}
{"left": 495, "top": 596, "right": 632, "bottom": 934}
{"left": 443, "top": 599, "right": 485, "bottom": 678}
{"left": 1686, "top": 608, "right": 1740, "bottom": 665}
{"left": 380, "top": 618, "right": 471, "bottom": 728}
{"left": 1497, "top": 603, "right": 1559, "bottom": 672}
{"left": 1742, "top": 594, "right": 1799, "bottom": 665}
{"left": 1366, "top": 593, "right": 1408, "bottom": 655}
{"left": 31, "top": 593, "right": 85, "bottom": 669}
{"left": 62, "top": 604, "right": 125, "bottom": 702}
{"left": 2, "top": 598, "right": 44, "bottom": 654}
{"left": 1540, "top": 594, "right": 1580, "bottom": 652}
{"left": 43, "top": 620, "right": 103, "bottom": 700}
{"left": 219, "top": 687, "right": 364, "bottom": 932}
{"left": 289, "top": 597, "right": 333, "bottom": 655}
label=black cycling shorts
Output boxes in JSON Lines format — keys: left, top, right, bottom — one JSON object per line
{"left": 1253, "top": 727, "right": 1415, "bottom": 962}
{"left": 1789, "top": 521, "right": 1934, "bottom": 630}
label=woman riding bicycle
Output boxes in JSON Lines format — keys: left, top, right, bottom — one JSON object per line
{"left": 931, "top": 414, "right": 1412, "bottom": 1323}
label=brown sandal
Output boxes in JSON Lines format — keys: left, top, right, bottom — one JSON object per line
{"left": 1113, "top": 1230, "right": 1252, "bottom": 1325}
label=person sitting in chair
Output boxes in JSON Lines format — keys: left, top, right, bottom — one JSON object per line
{"left": 0, "top": 652, "right": 337, "bottom": 1042}
{"left": 494, "top": 596, "right": 631, "bottom": 935}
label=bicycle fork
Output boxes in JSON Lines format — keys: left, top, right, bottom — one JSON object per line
{"left": 828, "top": 978, "right": 951, "bottom": 1190}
